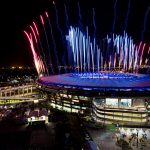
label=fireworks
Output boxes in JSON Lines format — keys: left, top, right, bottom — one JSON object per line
{"left": 66, "top": 27, "right": 149, "bottom": 73}
{"left": 24, "top": 31, "right": 46, "bottom": 76}
{"left": 24, "top": 1, "right": 150, "bottom": 76}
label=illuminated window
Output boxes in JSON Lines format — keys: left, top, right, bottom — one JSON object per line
{"left": 120, "top": 99, "right": 132, "bottom": 107}
{"left": 106, "top": 98, "right": 118, "bottom": 106}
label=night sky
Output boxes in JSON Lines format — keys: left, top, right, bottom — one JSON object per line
{"left": 1, "top": 0, "right": 150, "bottom": 67}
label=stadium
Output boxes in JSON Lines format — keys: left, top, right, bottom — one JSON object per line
{"left": 36, "top": 72, "right": 150, "bottom": 125}
{"left": 24, "top": 3, "right": 150, "bottom": 125}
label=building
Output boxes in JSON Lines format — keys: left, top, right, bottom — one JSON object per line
{"left": 27, "top": 108, "right": 48, "bottom": 124}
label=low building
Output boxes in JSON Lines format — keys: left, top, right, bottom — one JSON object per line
{"left": 28, "top": 108, "right": 48, "bottom": 124}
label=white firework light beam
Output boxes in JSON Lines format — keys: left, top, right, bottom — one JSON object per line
{"left": 66, "top": 26, "right": 149, "bottom": 73}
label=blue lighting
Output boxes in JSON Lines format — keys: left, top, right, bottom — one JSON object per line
{"left": 71, "top": 72, "right": 137, "bottom": 79}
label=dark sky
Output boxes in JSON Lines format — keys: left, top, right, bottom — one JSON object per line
{"left": 1, "top": 0, "right": 150, "bottom": 67}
